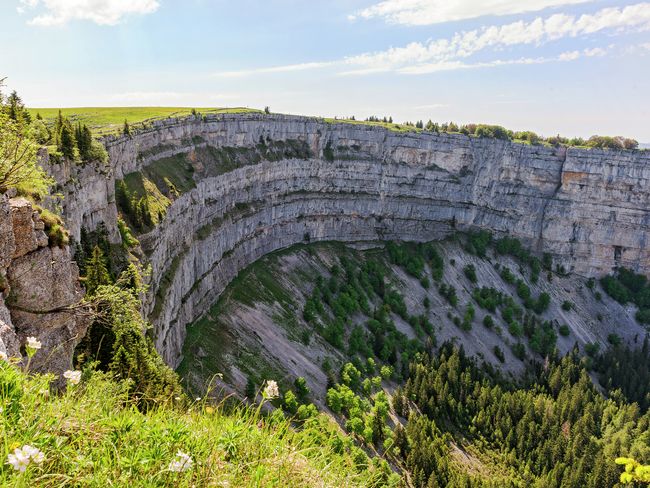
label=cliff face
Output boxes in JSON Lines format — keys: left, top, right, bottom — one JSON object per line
{"left": 0, "top": 194, "right": 89, "bottom": 374}
{"left": 45, "top": 114, "right": 650, "bottom": 366}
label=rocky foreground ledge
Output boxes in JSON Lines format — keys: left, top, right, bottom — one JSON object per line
{"left": 35, "top": 113, "right": 650, "bottom": 366}
{"left": 0, "top": 193, "right": 88, "bottom": 374}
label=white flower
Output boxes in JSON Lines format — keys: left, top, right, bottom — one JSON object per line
{"left": 63, "top": 370, "right": 82, "bottom": 386}
{"left": 6, "top": 445, "right": 44, "bottom": 472}
{"left": 263, "top": 380, "right": 279, "bottom": 400}
{"left": 22, "top": 445, "right": 44, "bottom": 464}
{"left": 168, "top": 450, "right": 193, "bottom": 472}
{"left": 26, "top": 337, "right": 41, "bottom": 350}
{"left": 0, "top": 351, "right": 7, "bottom": 361}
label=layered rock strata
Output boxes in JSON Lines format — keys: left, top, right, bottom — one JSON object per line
{"left": 44, "top": 114, "right": 650, "bottom": 366}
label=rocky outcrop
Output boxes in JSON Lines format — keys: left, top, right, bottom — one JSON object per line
{"left": 44, "top": 113, "right": 650, "bottom": 366}
{"left": 0, "top": 194, "right": 89, "bottom": 374}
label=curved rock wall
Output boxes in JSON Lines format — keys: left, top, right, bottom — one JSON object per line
{"left": 48, "top": 113, "right": 650, "bottom": 366}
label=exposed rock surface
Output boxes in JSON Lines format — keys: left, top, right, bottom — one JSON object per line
{"left": 0, "top": 194, "right": 89, "bottom": 374}
{"left": 44, "top": 113, "right": 650, "bottom": 366}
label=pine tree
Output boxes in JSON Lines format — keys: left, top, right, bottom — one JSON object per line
{"left": 84, "top": 245, "right": 111, "bottom": 295}
{"left": 59, "top": 124, "right": 76, "bottom": 160}
{"left": 123, "top": 119, "right": 131, "bottom": 137}
{"left": 5, "top": 90, "right": 30, "bottom": 125}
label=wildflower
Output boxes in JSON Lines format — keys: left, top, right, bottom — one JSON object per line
{"left": 25, "top": 337, "right": 41, "bottom": 359}
{"left": 168, "top": 450, "right": 193, "bottom": 472}
{"left": 263, "top": 380, "right": 279, "bottom": 400}
{"left": 0, "top": 351, "right": 7, "bottom": 361}
{"left": 6, "top": 445, "right": 44, "bottom": 472}
{"left": 63, "top": 370, "right": 82, "bottom": 386}
{"left": 205, "top": 406, "right": 215, "bottom": 415}
{"left": 22, "top": 445, "right": 44, "bottom": 464}
{"left": 196, "top": 397, "right": 201, "bottom": 402}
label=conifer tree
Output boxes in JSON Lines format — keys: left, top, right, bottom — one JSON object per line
{"left": 84, "top": 245, "right": 111, "bottom": 295}
{"left": 59, "top": 122, "right": 77, "bottom": 160}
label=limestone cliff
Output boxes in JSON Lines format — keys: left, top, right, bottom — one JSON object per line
{"left": 43, "top": 113, "right": 650, "bottom": 366}
{"left": 0, "top": 193, "right": 89, "bottom": 374}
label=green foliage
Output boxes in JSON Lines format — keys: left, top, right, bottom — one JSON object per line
{"left": 117, "top": 217, "right": 139, "bottom": 248}
{"left": 0, "top": 112, "right": 53, "bottom": 197}
{"left": 595, "top": 337, "right": 650, "bottom": 410}
{"left": 438, "top": 283, "right": 457, "bottom": 306}
{"left": 561, "top": 300, "right": 573, "bottom": 311}
{"left": 35, "top": 206, "right": 70, "bottom": 247}
{"left": 463, "top": 263, "right": 477, "bottom": 283}
{"left": 466, "top": 230, "right": 492, "bottom": 257}
{"left": 474, "top": 124, "right": 512, "bottom": 140}
{"left": 601, "top": 268, "right": 650, "bottom": 324}
{"left": 399, "top": 345, "right": 650, "bottom": 487}
{"left": 483, "top": 314, "right": 495, "bottom": 328}
{"left": 0, "top": 364, "right": 388, "bottom": 487}
{"left": 493, "top": 345, "right": 505, "bottom": 362}
{"left": 615, "top": 457, "right": 650, "bottom": 484}
{"left": 587, "top": 135, "right": 638, "bottom": 150}
{"left": 83, "top": 245, "right": 112, "bottom": 295}
{"left": 558, "top": 324, "right": 570, "bottom": 337}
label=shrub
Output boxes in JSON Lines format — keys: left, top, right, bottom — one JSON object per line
{"left": 561, "top": 300, "right": 572, "bottom": 311}
{"left": 493, "top": 346, "right": 505, "bottom": 362}
{"left": 585, "top": 342, "right": 600, "bottom": 357}
{"left": 512, "top": 342, "right": 526, "bottom": 360}
{"left": 463, "top": 264, "right": 477, "bottom": 284}
{"left": 508, "top": 321, "right": 523, "bottom": 337}
{"left": 607, "top": 334, "right": 622, "bottom": 346}
{"left": 559, "top": 324, "right": 570, "bottom": 337}
{"left": 483, "top": 315, "right": 495, "bottom": 328}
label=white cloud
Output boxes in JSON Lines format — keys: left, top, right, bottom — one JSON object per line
{"left": 212, "top": 62, "right": 336, "bottom": 78}
{"left": 203, "top": 3, "right": 638, "bottom": 79}
{"left": 18, "top": 0, "right": 159, "bottom": 26}
{"left": 343, "top": 3, "right": 647, "bottom": 73}
{"left": 349, "top": 0, "right": 593, "bottom": 26}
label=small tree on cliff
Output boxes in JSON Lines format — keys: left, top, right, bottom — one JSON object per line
{"left": 0, "top": 112, "right": 52, "bottom": 197}
{"left": 84, "top": 245, "right": 111, "bottom": 295}
{"left": 59, "top": 123, "right": 77, "bottom": 160}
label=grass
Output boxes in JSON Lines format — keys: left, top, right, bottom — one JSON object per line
{"left": 27, "top": 107, "right": 262, "bottom": 136}
{"left": 0, "top": 361, "right": 392, "bottom": 487}
{"left": 323, "top": 118, "right": 423, "bottom": 134}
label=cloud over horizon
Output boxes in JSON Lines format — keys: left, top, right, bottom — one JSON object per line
{"left": 18, "top": 0, "right": 159, "bottom": 26}
{"left": 349, "top": 0, "right": 594, "bottom": 25}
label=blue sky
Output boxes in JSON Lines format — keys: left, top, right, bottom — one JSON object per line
{"left": 2, "top": 0, "right": 650, "bottom": 140}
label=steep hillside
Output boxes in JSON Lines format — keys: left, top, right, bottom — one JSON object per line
{"left": 178, "top": 236, "right": 646, "bottom": 403}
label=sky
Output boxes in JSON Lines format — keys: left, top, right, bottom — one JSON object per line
{"left": 2, "top": 0, "right": 650, "bottom": 140}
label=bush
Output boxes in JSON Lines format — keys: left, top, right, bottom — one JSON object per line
{"left": 561, "top": 300, "right": 572, "bottom": 311}
{"left": 483, "top": 315, "right": 495, "bottom": 328}
{"left": 512, "top": 342, "right": 526, "bottom": 360}
{"left": 607, "top": 334, "right": 622, "bottom": 346}
{"left": 508, "top": 321, "right": 523, "bottom": 337}
{"left": 493, "top": 346, "right": 505, "bottom": 362}
{"left": 463, "top": 264, "right": 477, "bottom": 284}
{"left": 558, "top": 324, "right": 570, "bottom": 337}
